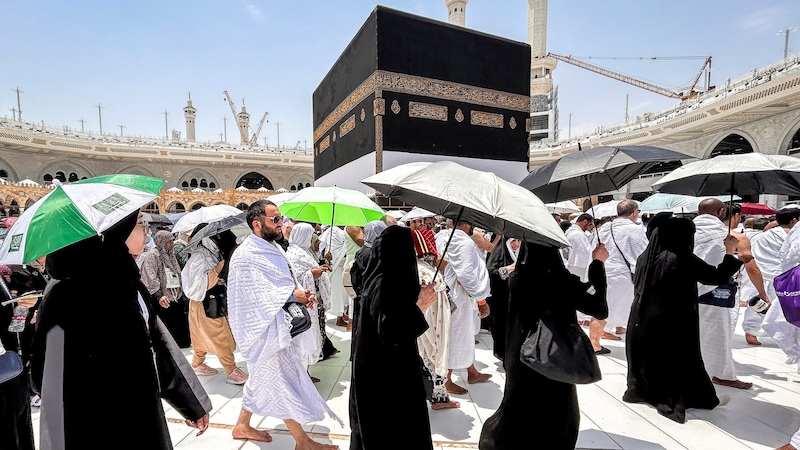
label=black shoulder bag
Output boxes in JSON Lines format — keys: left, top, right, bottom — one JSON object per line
{"left": 520, "top": 309, "right": 601, "bottom": 385}
{"left": 610, "top": 223, "right": 634, "bottom": 282}
{"left": 203, "top": 283, "right": 228, "bottom": 319}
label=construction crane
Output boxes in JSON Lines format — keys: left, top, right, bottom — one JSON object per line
{"left": 223, "top": 90, "right": 249, "bottom": 144}
{"left": 547, "top": 53, "right": 713, "bottom": 100}
{"left": 250, "top": 111, "right": 269, "bottom": 146}
{"left": 293, "top": 140, "right": 301, "bottom": 149}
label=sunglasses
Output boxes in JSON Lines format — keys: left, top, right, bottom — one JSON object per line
{"left": 263, "top": 215, "right": 283, "bottom": 224}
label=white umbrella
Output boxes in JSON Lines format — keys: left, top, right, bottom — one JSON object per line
{"left": 171, "top": 204, "right": 244, "bottom": 234}
{"left": 400, "top": 207, "right": 436, "bottom": 222}
{"left": 166, "top": 187, "right": 182, "bottom": 192}
{"left": 257, "top": 186, "right": 270, "bottom": 192}
{"left": 361, "top": 161, "right": 568, "bottom": 248}
{"left": 276, "top": 187, "right": 290, "bottom": 193}
{"left": 385, "top": 210, "right": 406, "bottom": 220}
{"left": 545, "top": 201, "right": 581, "bottom": 214}
{"left": 639, "top": 193, "right": 741, "bottom": 214}
{"left": 17, "top": 179, "right": 41, "bottom": 187}
{"left": 267, "top": 192, "right": 297, "bottom": 206}
{"left": 585, "top": 200, "right": 621, "bottom": 219}
{"left": 235, "top": 185, "right": 249, "bottom": 191}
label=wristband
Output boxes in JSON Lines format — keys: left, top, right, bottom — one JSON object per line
{"left": 477, "top": 300, "right": 487, "bottom": 306}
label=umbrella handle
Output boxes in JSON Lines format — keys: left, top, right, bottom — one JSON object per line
{"left": 434, "top": 206, "right": 464, "bottom": 284}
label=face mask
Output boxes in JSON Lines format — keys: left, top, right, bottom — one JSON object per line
{"left": 146, "top": 234, "right": 153, "bottom": 244}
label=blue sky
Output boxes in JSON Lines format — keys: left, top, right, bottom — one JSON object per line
{"left": 1, "top": 1, "right": 798, "bottom": 147}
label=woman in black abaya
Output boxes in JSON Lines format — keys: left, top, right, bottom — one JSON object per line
{"left": 485, "top": 237, "right": 520, "bottom": 364}
{"left": 349, "top": 225, "right": 436, "bottom": 450}
{"left": 623, "top": 217, "right": 742, "bottom": 423}
{"left": 479, "top": 242, "right": 608, "bottom": 450}
{"left": 31, "top": 211, "right": 211, "bottom": 449}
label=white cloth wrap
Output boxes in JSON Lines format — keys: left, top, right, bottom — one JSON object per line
{"left": 436, "top": 229, "right": 491, "bottom": 370}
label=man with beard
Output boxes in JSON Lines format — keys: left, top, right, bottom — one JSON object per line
{"left": 227, "top": 200, "right": 341, "bottom": 449}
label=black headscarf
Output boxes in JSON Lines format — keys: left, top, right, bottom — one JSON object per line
{"left": 359, "top": 225, "right": 421, "bottom": 344}
{"left": 645, "top": 211, "right": 674, "bottom": 240}
{"left": 635, "top": 217, "right": 696, "bottom": 302}
{"left": 486, "top": 235, "right": 514, "bottom": 272}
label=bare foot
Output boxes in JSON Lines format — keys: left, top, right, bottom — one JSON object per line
{"left": 445, "top": 380, "right": 468, "bottom": 395}
{"left": 601, "top": 331, "right": 622, "bottom": 341}
{"left": 467, "top": 372, "right": 492, "bottom": 384}
{"left": 711, "top": 377, "right": 753, "bottom": 390}
{"left": 232, "top": 424, "right": 273, "bottom": 442}
{"left": 745, "top": 333, "right": 761, "bottom": 346}
{"left": 295, "top": 440, "right": 339, "bottom": 450}
{"left": 431, "top": 400, "right": 460, "bottom": 410}
{"left": 310, "top": 375, "right": 321, "bottom": 383}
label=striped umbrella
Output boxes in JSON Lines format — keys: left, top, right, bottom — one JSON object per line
{"left": 0, "top": 174, "right": 164, "bottom": 264}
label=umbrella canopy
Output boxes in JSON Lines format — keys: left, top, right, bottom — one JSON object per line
{"left": 0, "top": 174, "right": 164, "bottom": 264}
{"left": 545, "top": 201, "right": 581, "bottom": 214}
{"left": 181, "top": 213, "right": 247, "bottom": 252}
{"left": 520, "top": 145, "right": 693, "bottom": 203}
{"left": 652, "top": 153, "right": 800, "bottom": 197}
{"left": 171, "top": 204, "right": 243, "bottom": 234}
{"left": 740, "top": 202, "right": 777, "bottom": 215}
{"left": 141, "top": 212, "right": 173, "bottom": 226}
{"left": 400, "top": 207, "right": 436, "bottom": 222}
{"left": 585, "top": 200, "right": 621, "bottom": 219}
{"left": 361, "top": 161, "right": 568, "bottom": 247}
{"left": 279, "top": 186, "right": 385, "bottom": 226}
{"left": 638, "top": 193, "right": 742, "bottom": 214}
{"left": 385, "top": 210, "right": 406, "bottom": 220}
{"left": 266, "top": 192, "right": 297, "bottom": 206}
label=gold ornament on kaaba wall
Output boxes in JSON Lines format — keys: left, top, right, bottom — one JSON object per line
{"left": 340, "top": 114, "right": 356, "bottom": 138}
{"left": 509, "top": 117, "right": 517, "bottom": 129}
{"left": 319, "top": 135, "right": 331, "bottom": 154}
{"left": 470, "top": 111, "right": 504, "bottom": 129}
{"left": 333, "top": 131, "right": 337, "bottom": 142}
{"left": 373, "top": 98, "right": 386, "bottom": 116}
{"left": 455, "top": 109, "right": 464, "bottom": 123}
{"left": 408, "top": 102, "right": 448, "bottom": 121}
{"left": 525, "top": 118, "right": 531, "bottom": 132}
{"left": 313, "top": 70, "right": 530, "bottom": 142}
{"left": 391, "top": 100, "right": 401, "bottom": 115}
{"left": 360, "top": 108, "right": 366, "bottom": 122}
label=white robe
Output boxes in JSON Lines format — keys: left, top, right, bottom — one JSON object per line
{"left": 765, "top": 225, "right": 800, "bottom": 363}
{"left": 693, "top": 214, "right": 737, "bottom": 380}
{"left": 319, "top": 226, "right": 349, "bottom": 316}
{"left": 436, "top": 229, "right": 491, "bottom": 370}
{"left": 227, "top": 234, "right": 340, "bottom": 425}
{"left": 564, "top": 225, "right": 592, "bottom": 282}
{"left": 417, "top": 260, "right": 451, "bottom": 381}
{"left": 594, "top": 218, "right": 647, "bottom": 330}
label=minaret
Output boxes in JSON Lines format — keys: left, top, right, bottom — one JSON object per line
{"left": 237, "top": 99, "right": 250, "bottom": 145}
{"left": 183, "top": 92, "right": 196, "bottom": 142}
{"left": 445, "top": 0, "right": 467, "bottom": 27}
{"left": 528, "top": 0, "right": 557, "bottom": 141}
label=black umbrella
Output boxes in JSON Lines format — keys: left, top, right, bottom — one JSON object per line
{"left": 180, "top": 213, "right": 248, "bottom": 253}
{"left": 142, "top": 212, "right": 173, "bottom": 227}
{"left": 519, "top": 145, "right": 694, "bottom": 203}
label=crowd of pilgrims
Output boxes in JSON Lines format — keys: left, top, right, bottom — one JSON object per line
{"left": 4, "top": 197, "right": 800, "bottom": 449}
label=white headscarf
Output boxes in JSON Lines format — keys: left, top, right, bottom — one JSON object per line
{"left": 506, "top": 238, "right": 521, "bottom": 262}
{"left": 289, "top": 223, "right": 316, "bottom": 259}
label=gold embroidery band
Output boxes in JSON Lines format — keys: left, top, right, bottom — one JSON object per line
{"left": 314, "top": 70, "right": 529, "bottom": 142}
{"left": 471, "top": 111, "right": 504, "bottom": 129}
{"left": 408, "top": 102, "right": 448, "bottom": 121}
{"left": 339, "top": 115, "right": 356, "bottom": 138}
{"left": 318, "top": 135, "right": 331, "bottom": 154}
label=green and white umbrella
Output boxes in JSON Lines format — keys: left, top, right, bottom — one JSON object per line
{"left": 279, "top": 186, "right": 385, "bottom": 226}
{"left": 0, "top": 174, "right": 164, "bottom": 264}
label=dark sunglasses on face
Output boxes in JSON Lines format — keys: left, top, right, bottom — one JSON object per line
{"left": 263, "top": 215, "right": 283, "bottom": 224}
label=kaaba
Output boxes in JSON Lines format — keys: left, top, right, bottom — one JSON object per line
{"left": 312, "top": 6, "right": 531, "bottom": 191}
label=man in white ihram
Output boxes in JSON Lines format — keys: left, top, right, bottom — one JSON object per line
{"left": 591, "top": 200, "right": 647, "bottom": 354}
{"left": 227, "top": 199, "right": 340, "bottom": 449}
{"left": 320, "top": 225, "right": 350, "bottom": 327}
{"left": 436, "top": 220, "right": 492, "bottom": 395}
{"left": 563, "top": 213, "right": 595, "bottom": 326}
{"left": 693, "top": 198, "right": 752, "bottom": 390}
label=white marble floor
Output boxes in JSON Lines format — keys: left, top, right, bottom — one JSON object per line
{"left": 31, "top": 311, "right": 800, "bottom": 449}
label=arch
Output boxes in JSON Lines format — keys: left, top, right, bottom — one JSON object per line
{"left": 235, "top": 171, "right": 274, "bottom": 190}
{"left": 286, "top": 173, "right": 314, "bottom": 190}
{"left": 115, "top": 164, "right": 158, "bottom": 178}
{"left": 176, "top": 168, "right": 220, "bottom": 192}
{"left": 24, "top": 199, "right": 36, "bottom": 208}
{"left": 0, "top": 170, "right": 7, "bottom": 179}
{"left": 181, "top": 181, "right": 189, "bottom": 188}
{"left": 142, "top": 201, "right": 159, "bottom": 213}
{"left": 296, "top": 182, "right": 304, "bottom": 191}
{"left": 780, "top": 116, "right": 800, "bottom": 155}
{"left": 167, "top": 202, "right": 186, "bottom": 213}
{"left": 37, "top": 160, "right": 94, "bottom": 184}
{"left": 0, "top": 154, "right": 20, "bottom": 182}
{"left": 209, "top": 182, "right": 217, "bottom": 189}
{"left": 189, "top": 202, "right": 206, "bottom": 211}
{"left": 705, "top": 132, "right": 757, "bottom": 159}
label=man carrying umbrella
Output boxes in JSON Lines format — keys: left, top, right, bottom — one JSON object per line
{"left": 435, "top": 220, "right": 492, "bottom": 394}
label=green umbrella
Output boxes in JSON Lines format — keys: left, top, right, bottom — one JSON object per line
{"left": 278, "top": 186, "right": 385, "bottom": 227}
{"left": 0, "top": 174, "right": 164, "bottom": 264}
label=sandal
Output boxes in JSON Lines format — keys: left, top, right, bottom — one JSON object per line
{"left": 594, "top": 346, "right": 611, "bottom": 355}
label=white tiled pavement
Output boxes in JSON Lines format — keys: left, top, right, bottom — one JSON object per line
{"left": 31, "top": 311, "right": 800, "bottom": 449}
